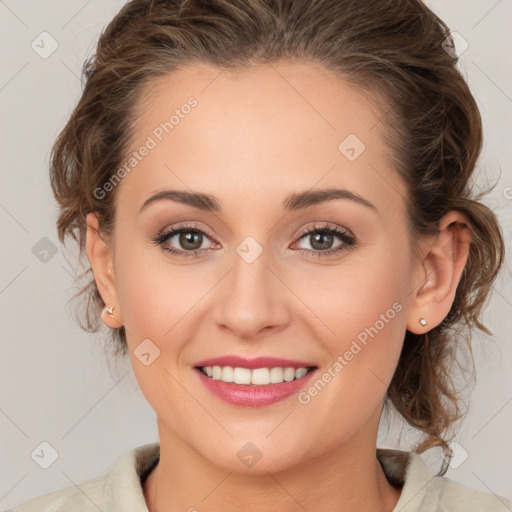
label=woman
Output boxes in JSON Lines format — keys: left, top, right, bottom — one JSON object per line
{"left": 9, "top": 0, "right": 511, "bottom": 510}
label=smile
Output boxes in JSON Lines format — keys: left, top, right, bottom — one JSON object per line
{"left": 193, "top": 356, "right": 319, "bottom": 407}
{"left": 199, "top": 365, "right": 314, "bottom": 385}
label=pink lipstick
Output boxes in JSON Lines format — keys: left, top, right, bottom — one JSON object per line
{"left": 194, "top": 355, "right": 317, "bottom": 407}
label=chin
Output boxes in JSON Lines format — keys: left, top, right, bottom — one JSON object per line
{"left": 194, "top": 436, "right": 308, "bottom": 476}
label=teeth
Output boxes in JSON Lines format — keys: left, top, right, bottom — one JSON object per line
{"left": 251, "top": 368, "right": 269, "bottom": 385}
{"left": 201, "top": 365, "right": 312, "bottom": 385}
{"left": 233, "top": 367, "right": 251, "bottom": 385}
{"left": 269, "top": 367, "right": 283, "bottom": 383}
{"left": 283, "top": 367, "right": 295, "bottom": 382}
{"left": 221, "top": 366, "right": 234, "bottom": 382}
{"left": 295, "top": 368, "right": 307, "bottom": 378}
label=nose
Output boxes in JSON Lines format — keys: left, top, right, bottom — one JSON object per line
{"left": 213, "top": 242, "right": 291, "bottom": 341}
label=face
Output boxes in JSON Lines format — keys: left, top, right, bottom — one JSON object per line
{"left": 96, "top": 61, "right": 420, "bottom": 473}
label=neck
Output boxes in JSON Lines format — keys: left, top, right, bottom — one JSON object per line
{"left": 143, "top": 423, "right": 402, "bottom": 512}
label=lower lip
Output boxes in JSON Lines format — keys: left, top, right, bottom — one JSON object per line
{"left": 195, "top": 368, "right": 317, "bottom": 407}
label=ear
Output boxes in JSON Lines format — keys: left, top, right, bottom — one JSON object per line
{"left": 85, "top": 212, "right": 123, "bottom": 328}
{"left": 406, "top": 210, "right": 473, "bottom": 334}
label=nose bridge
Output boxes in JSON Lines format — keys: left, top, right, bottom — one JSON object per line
{"left": 233, "top": 234, "right": 272, "bottom": 296}
{"left": 214, "top": 232, "right": 289, "bottom": 337}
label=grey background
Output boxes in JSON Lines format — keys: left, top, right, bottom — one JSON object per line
{"left": 1, "top": 0, "right": 511, "bottom": 508}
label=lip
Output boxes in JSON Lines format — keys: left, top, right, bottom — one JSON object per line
{"left": 193, "top": 356, "right": 318, "bottom": 407}
{"left": 194, "top": 355, "right": 316, "bottom": 369}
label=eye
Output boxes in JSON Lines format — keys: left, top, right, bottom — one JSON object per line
{"left": 152, "top": 222, "right": 356, "bottom": 259}
{"left": 292, "top": 222, "right": 356, "bottom": 258}
{"left": 152, "top": 223, "right": 218, "bottom": 258}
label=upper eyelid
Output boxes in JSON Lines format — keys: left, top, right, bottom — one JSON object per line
{"left": 295, "top": 222, "right": 353, "bottom": 237}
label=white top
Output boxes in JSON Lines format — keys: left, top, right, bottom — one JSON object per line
{"left": 8, "top": 442, "right": 512, "bottom": 511}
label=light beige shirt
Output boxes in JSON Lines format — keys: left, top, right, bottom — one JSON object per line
{"left": 8, "top": 442, "right": 512, "bottom": 511}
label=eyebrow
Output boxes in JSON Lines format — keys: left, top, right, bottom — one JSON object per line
{"left": 138, "top": 188, "right": 378, "bottom": 214}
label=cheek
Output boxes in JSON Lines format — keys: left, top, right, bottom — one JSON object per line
{"left": 293, "top": 264, "right": 408, "bottom": 444}
{"left": 297, "top": 245, "right": 409, "bottom": 401}
{"left": 113, "top": 237, "right": 198, "bottom": 340}
{"left": 112, "top": 240, "right": 220, "bottom": 392}
{"left": 112, "top": 243, "right": 195, "bottom": 414}
{"left": 294, "top": 239, "right": 409, "bottom": 342}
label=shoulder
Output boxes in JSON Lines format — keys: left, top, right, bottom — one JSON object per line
{"left": 377, "top": 448, "right": 512, "bottom": 512}
{"left": 7, "top": 475, "right": 106, "bottom": 512}
{"left": 7, "top": 442, "right": 160, "bottom": 512}
{"left": 425, "top": 474, "right": 512, "bottom": 511}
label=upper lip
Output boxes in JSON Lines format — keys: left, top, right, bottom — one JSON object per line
{"left": 194, "top": 356, "right": 317, "bottom": 369}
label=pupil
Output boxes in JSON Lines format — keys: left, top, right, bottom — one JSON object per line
{"left": 312, "top": 232, "right": 332, "bottom": 250}
{"left": 181, "top": 231, "right": 201, "bottom": 250}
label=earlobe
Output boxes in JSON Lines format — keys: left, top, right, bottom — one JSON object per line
{"left": 406, "top": 211, "right": 473, "bottom": 334}
{"left": 85, "top": 212, "right": 123, "bottom": 328}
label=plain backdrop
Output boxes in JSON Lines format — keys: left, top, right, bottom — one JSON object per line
{"left": 1, "top": 0, "right": 511, "bottom": 509}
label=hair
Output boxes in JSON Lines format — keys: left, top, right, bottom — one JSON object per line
{"left": 50, "top": 0, "right": 505, "bottom": 473}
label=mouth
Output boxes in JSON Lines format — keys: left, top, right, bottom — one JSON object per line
{"left": 196, "top": 365, "right": 317, "bottom": 385}
{"left": 192, "top": 356, "right": 318, "bottom": 407}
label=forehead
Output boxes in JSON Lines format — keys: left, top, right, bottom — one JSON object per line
{"left": 118, "top": 60, "right": 407, "bottom": 219}
{"left": 135, "top": 59, "right": 383, "bottom": 144}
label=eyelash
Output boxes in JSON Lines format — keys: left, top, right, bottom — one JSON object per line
{"left": 152, "top": 222, "right": 356, "bottom": 259}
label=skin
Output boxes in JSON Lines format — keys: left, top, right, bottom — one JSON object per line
{"left": 86, "top": 60, "right": 472, "bottom": 512}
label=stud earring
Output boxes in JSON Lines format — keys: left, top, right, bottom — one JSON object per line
{"left": 419, "top": 318, "right": 427, "bottom": 326}
{"left": 102, "top": 305, "right": 123, "bottom": 329}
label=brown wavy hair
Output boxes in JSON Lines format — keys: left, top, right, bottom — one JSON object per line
{"left": 50, "top": 0, "right": 505, "bottom": 472}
